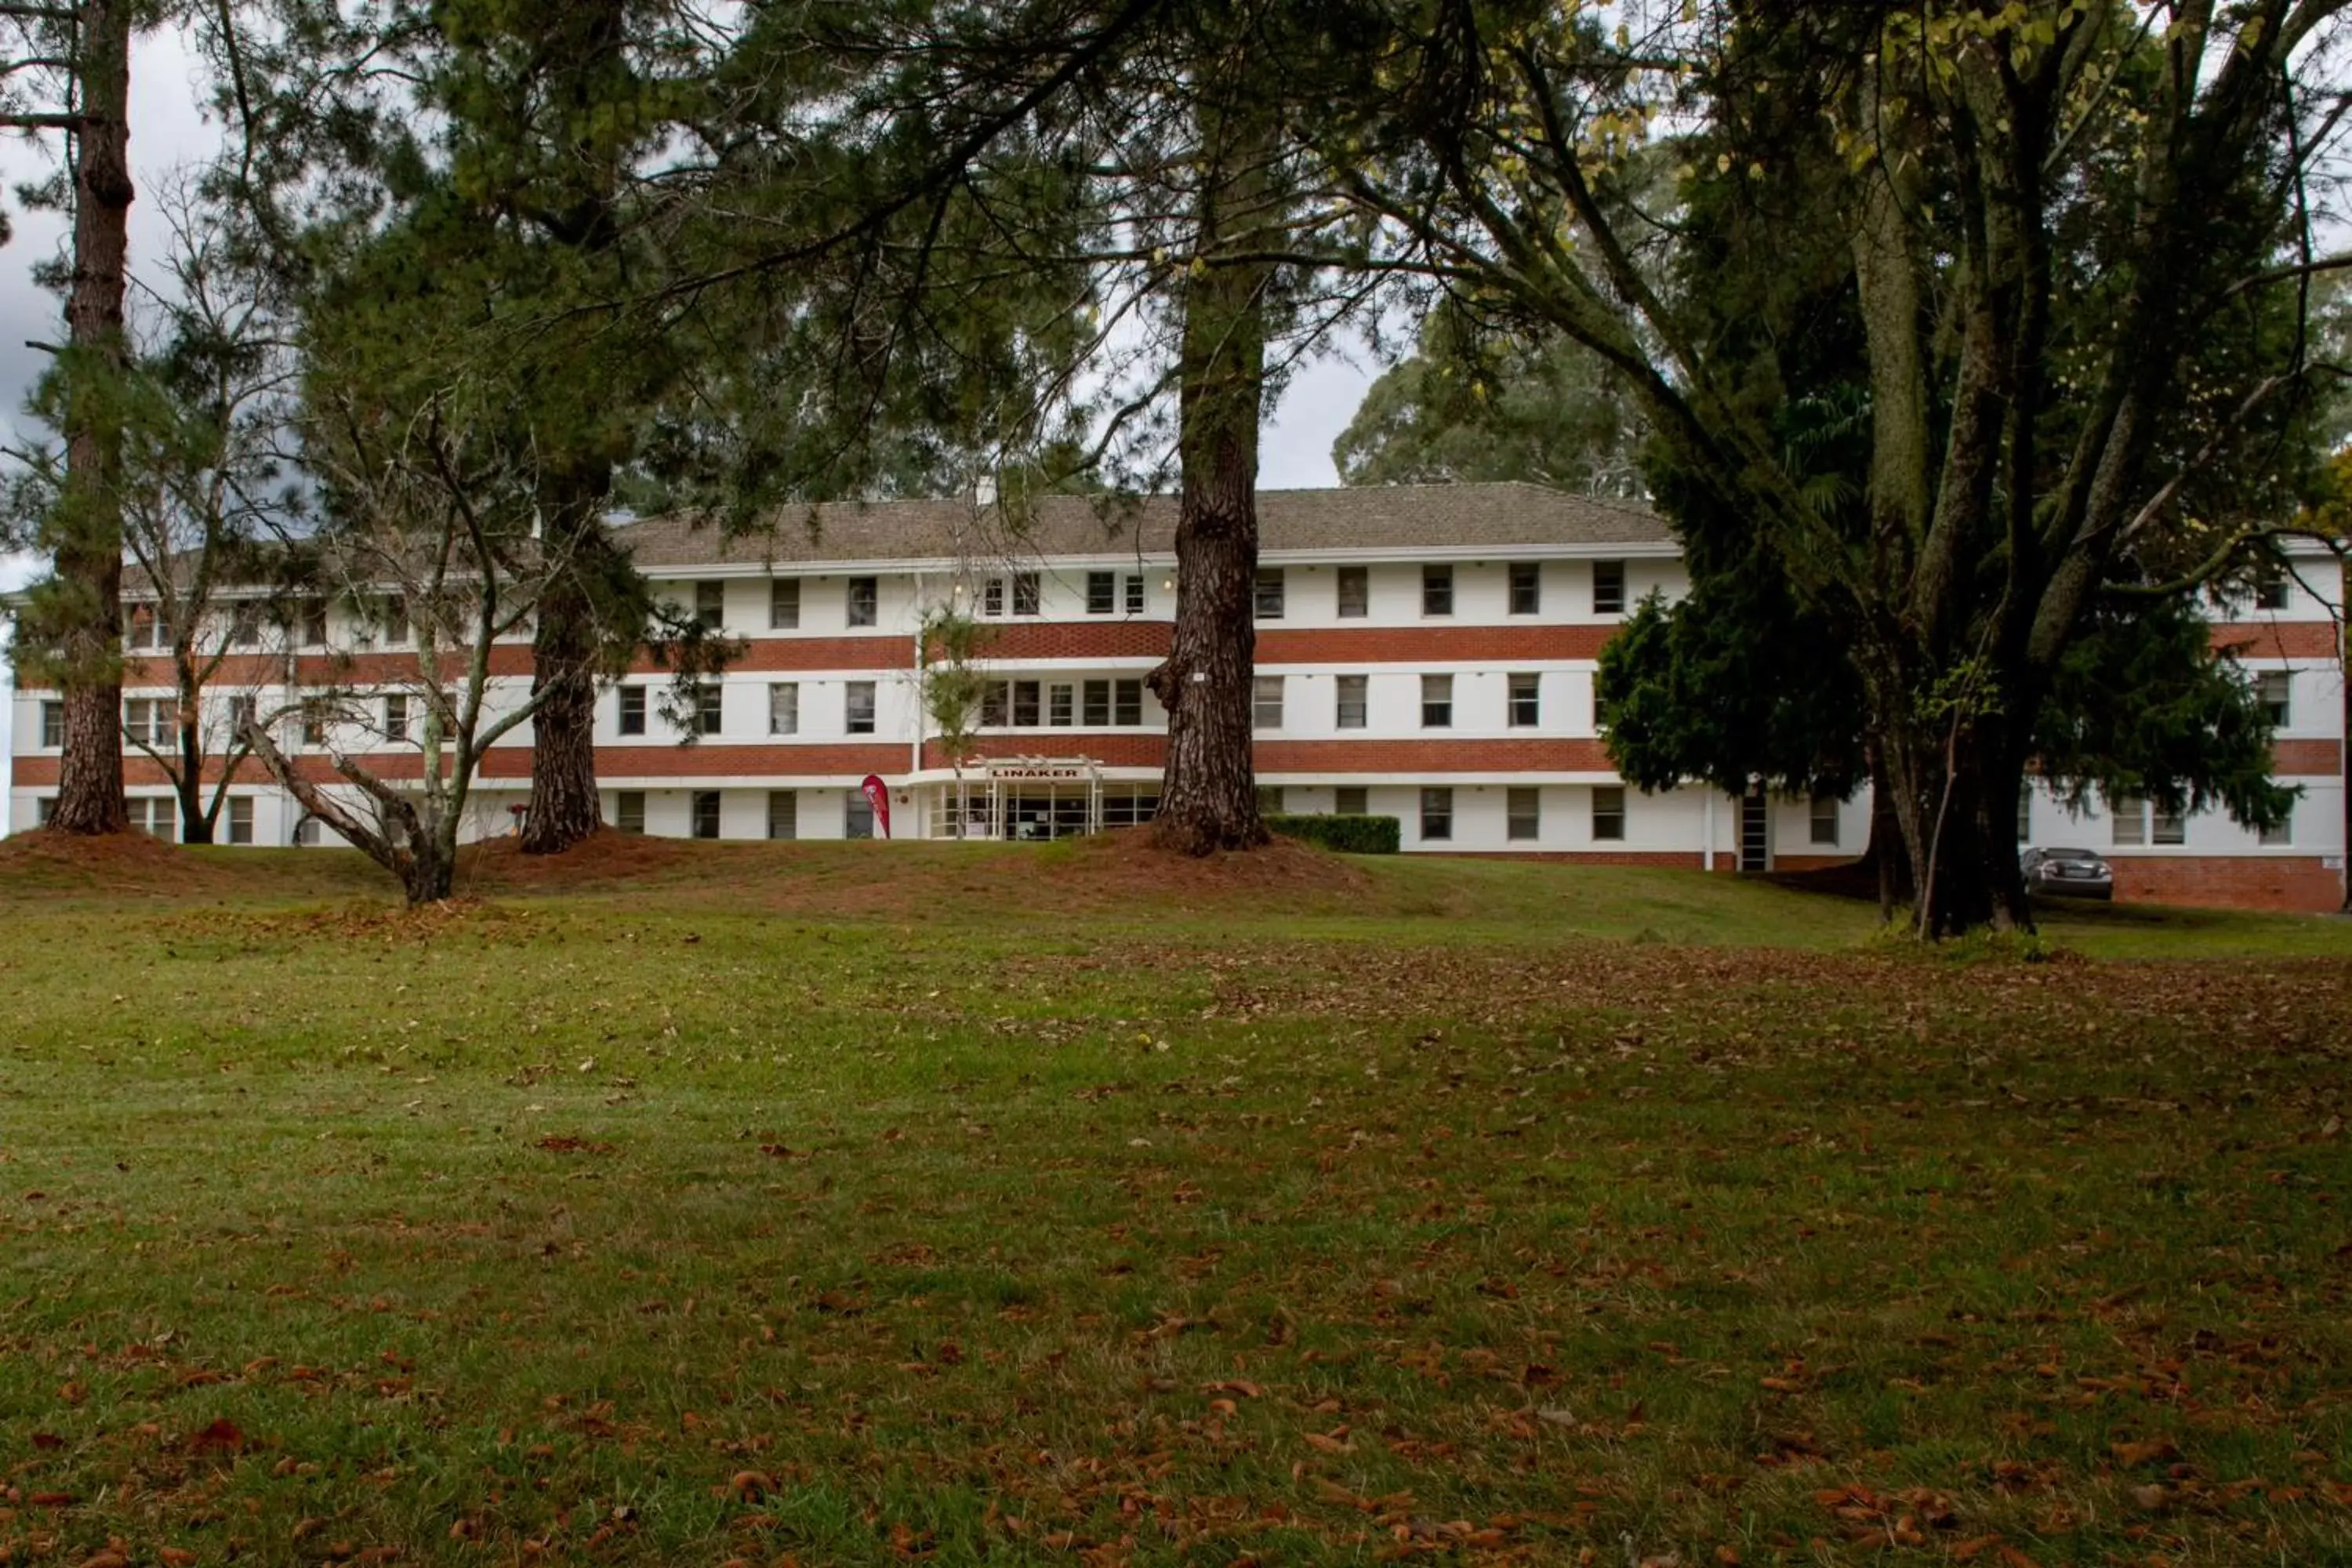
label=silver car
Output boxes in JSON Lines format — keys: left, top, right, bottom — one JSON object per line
{"left": 2021, "top": 846, "right": 2114, "bottom": 901}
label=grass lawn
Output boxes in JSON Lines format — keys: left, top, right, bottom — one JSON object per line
{"left": 2, "top": 836, "right": 2348, "bottom": 1566}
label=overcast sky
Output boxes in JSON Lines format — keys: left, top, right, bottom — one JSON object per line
{"left": 0, "top": 24, "right": 1376, "bottom": 811}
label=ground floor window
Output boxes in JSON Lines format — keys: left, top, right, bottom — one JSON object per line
{"left": 294, "top": 814, "right": 324, "bottom": 847}
{"left": 1256, "top": 785, "right": 1283, "bottom": 815}
{"left": 1334, "top": 786, "right": 1369, "bottom": 815}
{"left": 1591, "top": 786, "right": 1626, "bottom": 843}
{"left": 2260, "top": 806, "right": 2294, "bottom": 847}
{"left": 227, "top": 797, "right": 256, "bottom": 845}
{"left": 1102, "top": 789, "right": 1159, "bottom": 829}
{"left": 129, "top": 797, "right": 177, "bottom": 840}
{"left": 615, "top": 792, "right": 646, "bottom": 834}
{"left": 1420, "top": 787, "right": 1453, "bottom": 842}
{"left": 1809, "top": 793, "right": 1839, "bottom": 846}
{"left": 1507, "top": 787, "right": 1540, "bottom": 841}
{"left": 691, "top": 790, "right": 720, "bottom": 840}
{"left": 768, "top": 791, "right": 797, "bottom": 840}
{"left": 846, "top": 794, "right": 876, "bottom": 839}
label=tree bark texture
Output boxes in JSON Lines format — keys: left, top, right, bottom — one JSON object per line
{"left": 47, "top": 0, "right": 134, "bottom": 836}
{"left": 521, "top": 466, "right": 615, "bottom": 854}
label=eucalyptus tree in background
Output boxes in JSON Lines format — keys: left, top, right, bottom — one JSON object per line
{"left": 1325, "top": 0, "right": 2352, "bottom": 934}
{"left": 2, "top": 0, "right": 141, "bottom": 834}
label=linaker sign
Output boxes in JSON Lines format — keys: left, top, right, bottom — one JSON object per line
{"left": 989, "top": 764, "right": 1089, "bottom": 782}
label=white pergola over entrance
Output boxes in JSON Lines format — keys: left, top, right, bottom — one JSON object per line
{"left": 931, "top": 757, "right": 1105, "bottom": 840}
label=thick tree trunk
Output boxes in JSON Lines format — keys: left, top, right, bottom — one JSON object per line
{"left": 47, "top": 0, "right": 135, "bottom": 837}
{"left": 174, "top": 665, "right": 210, "bottom": 844}
{"left": 521, "top": 467, "right": 616, "bottom": 854}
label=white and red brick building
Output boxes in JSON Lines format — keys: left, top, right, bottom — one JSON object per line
{"left": 8, "top": 483, "right": 2347, "bottom": 909}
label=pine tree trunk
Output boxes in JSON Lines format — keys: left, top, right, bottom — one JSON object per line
{"left": 520, "top": 468, "right": 613, "bottom": 854}
{"left": 46, "top": 0, "right": 134, "bottom": 837}
{"left": 1147, "top": 110, "right": 1276, "bottom": 858}
{"left": 174, "top": 665, "right": 210, "bottom": 844}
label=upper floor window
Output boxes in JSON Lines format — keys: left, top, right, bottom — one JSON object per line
{"left": 1421, "top": 564, "right": 1454, "bottom": 616}
{"left": 982, "top": 577, "right": 1005, "bottom": 616}
{"left": 1124, "top": 575, "right": 1145, "bottom": 614}
{"left": 1593, "top": 560, "right": 1627, "bottom": 615}
{"left": 123, "top": 697, "right": 177, "bottom": 747}
{"left": 1254, "top": 568, "right": 1285, "bottom": 619}
{"left": 1508, "top": 673, "right": 1541, "bottom": 728}
{"left": 1335, "top": 674, "right": 1368, "bottom": 730}
{"left": 694, "top": 581, "right": 726, "bottom": 630}
{"left": 2259, "top": 670, "right": 2292, "bottom": 728}
{"left": 376, "top": 596, "right": 412, "bottom": 647}
{"left": 617, "top": 685, "right": 647, "bottom": 736}
{"left": 770, "top": 578, "right": 800, "bottom": 630}
{"left": 845, "top": 680, "right": 878, "bottom": 734}
{"left": 846, "top": 575, "right": 879, "bottom": 627}
{"left": 2253, "top": 571, "right": 2292, "bottom": 611}
{"left": 301, "top": 599, "right": 328, "bottom": 646}
{"left": 1011, "top": 572, "right": 1041, "bottom": 616}
{"left": 300, "top": 701, "right": 327, "bottom": 747}
{"left": 226, "top": 601, "right": 264, "bottom": 648}
{"left": 1508, "top": 562, "right": 1541, "bottom": 615}
{"left": 383, "top": 693, "right": 411, "bottom": 743}
{"left": 125, "top": 607, "right": 169, "bottom": 652}
{"left": 38, "top": 700, "right": 64, "bottom": 749}
{"left": 1252, "top": 674, "right": 1284, "bottom": 729}
{"left": 1421, "top": 673, "right": 1454, "bottom": 728}
{"left": 1087, "top": 572, "right": 1116, "bottom": 615}
{"left": 769, "top": 682, "right": 800, "bottom": 735}
{"left": 695, "top": 683, "right": 724, "bottom": 735}
{"left": 227, "top": 694, "right": 257, "bottom": 739}
{"left": 1338, "top": 566, "right": 1369, "bottom": 619}
{"left": 1079, "top": 678, "right": 1145, "bottom": 727}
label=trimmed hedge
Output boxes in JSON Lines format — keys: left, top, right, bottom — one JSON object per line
{"left": 1265, "top": 812, "right": 1403, "bottom": 855}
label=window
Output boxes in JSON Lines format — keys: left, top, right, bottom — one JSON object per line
{"left": 228, "top": 601, "right": 264, "bottom": 647}
{"left": 1087, "top": 571, "right": 1116, "bottom": 614}
{"left": 2152, "top": 803, "right": 2186, "bottom": 846}
{"left": 1253, "top": 674, "right": 1284, "bottom": 729}
{"left": 384, "top": 693, "right": 410, "bottom": 743}
{"left": 767, "top": 683, "right": 800, "bottom": 735}
{"left": 2254, "top": 572, "right": 2291, "bottom": 611}
{"left": 1419, "top": 787, "right": 1454, "bottom": 841}
{"left": 227, "top": 694, "right": 256, "bottom": 739}
{"left": 615, "top": 792, "right": 646, "bottom": 834}
{"left": 1507, "top": 787, "right": 1541, "bottom": 841}
{"left": 768, "top": 791, "right": 798, "bottom": 840}
{"left": 1593, "top": 561, "right": 1627, "bottom": 615}
{"left": 845, "top": 681, "right": 877, "bottom": 735}
{"left": 301, "top": 599, "right": 328, "bottom": 646}
{"left": 691, "top": 790, "right": 721, "bottom": 840}
{"left": 36, "top": 796, "right": 55, "bottom": 826}
{"left": 1048, "top": 683, "right": 1074, "bottom": 726}
{"left": 1081, "top": 680, "right": 1109, "bottom": 726}
{"left": 130, "top": 797, "right": 176, "bottom": 841}
{"left": 999, "top": 680, "right": 1034, "bottom": 728}
{"left": 123, "top": 698, "right": 176, "bottom": 747}
{"left": 2259, "top": 671, "right": 2292, "bottom": 728}
{"left": 845, "top": 794, "right": 876, "bottom": 839}
{"left": 1592, "top": 786, "right": 1627, "bottom": 842}
{"left": 1113, "top": 679, "right": 1142, "bottom": 726}
{"left": 1254, "top": 568, "right": 1285, "bottom": 619}
{"left": 2259, "top": 806, "right": 2294, "bottom": 847}
{"left": 125, "top": 606, "right": 167, "bottom": 651}
{"left": 2016, "top": 791, "right": 2031, "bottom": 844}
{"left": 1809, "top": 793, "right": 1839, "bottom": 846}
{"left": 39, "top": 701, "right": 64, "bottom": 749}
{"left": 294, "top": 815, "right": 322, "bottom": 847}
{"left": 301, "top": 702, "right": 326, "bottom": 746}
{"left": 695, "top": 683, "right": 724, "bottom": 736}
{"left": 1421, "top": 673, "right": 1453, "bottom": 728}
{"left": 227, "top": 797, "right": 255, "bottom": 845}
{"left": 377, "top": 597, "right": 411, "bottom": 647}
{"left": 1338, "top": 566, "right": 1370, "bottom": 619}
{"left": 1256, "top": 786, "right": 1284, "bottom": 815}
{"left": 2111, "top": 793, "right": 2147, "bottom": 847}
{"left": 1508, "top": 673, "right": 1541, "bottom": 728}
{"left": 1334, "top": 786, "right": 1369, "bottom": 815}
{"left": 1508, "top": 562, "right": 1541, "bottom": 615}
{"left": 694, "top": 581, "right": 725, "bottom": 630}
{"left": 617, "top": 686, "right": 647, "bottom": 736}
{"left": 1335, "top": 674, "right": 1368, "bottom": 730}
{"left": 1124, "top": 575, "right": 1145, "bottom": 614}
{"left": 982, "top": 578, "right": 1005, "bottom": 616}
{"left": 846, "top": 576, "right": 879, "bottom": 627}
{"left": 1422, "top": 564, "right": 1454, "bottom": 615}
{"left": 1011, "top": 572, "right": 1041, "bottom": 615}
{"left": 770, "top": 578, "right": 800, "bottom": 630}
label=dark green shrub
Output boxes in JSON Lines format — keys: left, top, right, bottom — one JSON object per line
{"left": 1265, "top": 813, "right": 1402, "bottom": 855}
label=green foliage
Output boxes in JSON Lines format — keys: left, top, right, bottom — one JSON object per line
{"left": 918, "top": 602, "right": 996, "bottom": 767}
{"left": 1265, "top": 812, "right": 1402, "bottom": 854}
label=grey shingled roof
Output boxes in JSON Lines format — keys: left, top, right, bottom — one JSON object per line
{"left": 610, "top": 483, "right": 1670, "bottom": 568}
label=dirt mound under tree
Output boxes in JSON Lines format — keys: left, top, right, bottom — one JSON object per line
{"left": 0, "top": 827, "right": 234, "bottom": 897}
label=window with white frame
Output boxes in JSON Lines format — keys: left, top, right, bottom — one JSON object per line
{"left": 1507, "top": 787, "right": 1541, "bottom": 841}
{"left": 294, "top": 814, "right": 323, "bottom": 847}
{"left": 846, "top": 575, "right": 879, "bottom": 626}
{"left": 1421, "top": 673, "right": 1453, "bottom": 728}
{"left": 2259, "top": 805, "right": 2293, "bottom": 846}
{"left": 693, "top": 580, "right": 726, "bottom": 630}
{"left": 2016, "top": 791, "right": 2031, "bottom": 844}
{"left": 615, "top": 792, "right": 646, "bottom": 834}
{"left": 982, "top": 577, "right": 1005, "bottom": 616}
{"left": 227, "top": 797, "right": 255, "bottom": 844}
{"left": 691, "top": 790, "right": 721, "bottom": 840}
{"left": 845, "top": 681, "right": 877, "bottom": 734}
{"left": 2259, "top": 670, "right": 2292, "bottom": 728}
{"left": 228, "top": 601, "right": 265, "bottom": 647}
{"left": 299, "top": 701, "right": 326, "bottom": 746}
{"left": 1592, "top": 786, "right": 1627, "bottom": 842}
{"left": 1011, "top": 572, "right": 1041, "bottom": 615}
{"left": 617, "top": 685, "right": 647, "bottom": 736}
{"left": 1338, "top": 566, "right": 1369, "bottom": 619}
{"left": 1335, "top": 674, "right": 1368, "bottom": 730}
{"left": 1086, "top": 572, "right": 1116, "bottom": 614}
{"left": 227, "top": 694, "right": 256, "bottom": 739}
{"left": 1419, "top": 787, "right": 1454, "bottom": 841}
{"left": 1256, "top": 785, "right": 1284, "bottom": 815}
{"left": 1254, "top": 568, "right": 1285, "bottom": 619}
{"left": 125, "top": 606, "right": 168, "bottom": 651}
{"left": 2111, "top": 793, "right": 2147, "bottom": 845}
{"left": 2151, "top": 802, "right": 2186, "bottom": 845}
{"left": 129, "top": 797, "right": 176, "bottom": 840}
{"left": 1508, "top": 562, "right": 1541, "bottom": 615}
{"left": 1593, "top": 560, "right": 1627, "bottom": 615}
{"left": 1334, "top": 786, "right": 1369, "bottom": 815}
{"left": 1422, "top": 564, "right": 1454, "bottom": 615}
{"left": 1123, "top": 575, "right": 1145, "bottom": 613}
{"left": 845, "top": 793, "right": 876, "bottom": 839}
{"left": 695, "top": 683, "right": 724, "bottom": 736}
{"left": 1048, "top": 683, "right": 1074, "bottom": 726}
{"left": 1507, "top": 672, "right": 1541, "bottom": 728}
{"left": 770, "top": 578, "right": 800, "bottom": 630}
{"left": 301, "top": 599, "right": 328, "bottom": 646}
{"left": 768, "top": 790, "right": 798, "bottom": 840}
{"left": 39, "top": 701, "right": 64, "bottom": 748}
{"left": 384, "top": 693, "right": 410, "bottom": 742}
{"left": 768, "top": 682, "right": 800, "bottom": 735}
{"left": 123, "top": 697, "right": 176, "bottom": 747}
{"left": 377, "top": 596, "right": 411, "bottom": 646}
{"left": 2254, "top": 571, "right": 2291, "bottom": 610}
{"left": 1809, "top": 793, "right": 1839, "bottom": 845}
{"left": 36, "top": 796, "right": 56, "bottom": 826}
{"left": 1253, "top": 674, "right": 1284, "bottom": 729}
